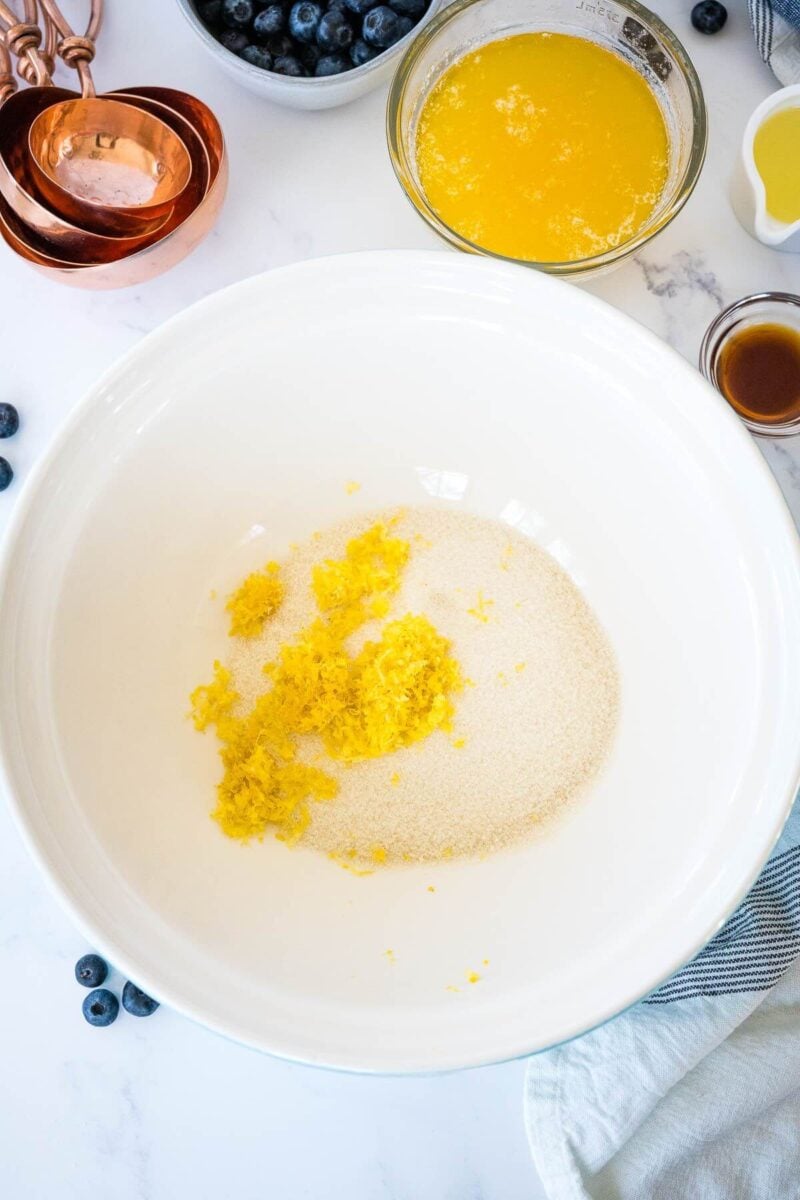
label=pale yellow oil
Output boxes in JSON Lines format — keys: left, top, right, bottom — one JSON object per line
{"left": 753, "top": 106, "right": 800, "bottom": 224}
{"left": 415, "top": 32, "right": 670, "bottom": 264}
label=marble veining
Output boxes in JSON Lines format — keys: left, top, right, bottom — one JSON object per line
{"left": 634, "top": 249, "right": 726, "bottom": 355}
{"left": 0, "top": 1, "right": 798, "bottom": 1196}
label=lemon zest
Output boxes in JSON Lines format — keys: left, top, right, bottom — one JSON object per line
{"left": 192, "top": 521, "right": 462, "bottom": 850}
{"left": 226, "top": 562, "right": 284, "bottom": 638}
{"left": 467, "top": 591, "right": 494, "bottom": 623}
{"left": 189, "top": 661, "right": 238, "bottom": 731}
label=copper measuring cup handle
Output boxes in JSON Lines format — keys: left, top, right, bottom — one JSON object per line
{"left": 0, "top": 0, "right": 53, "bottom": 86}
{"left": 39, "top": 0, "right": 58, "bottom": 80}
{"left": 0, "top": 35, "right": 17, "bottom": 104}
{"left": 36, "top": 0, "right": 102, "bottom": 98}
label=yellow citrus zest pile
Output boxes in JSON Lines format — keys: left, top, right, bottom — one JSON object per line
{"left": 190, "top": 520, "right": 462, "bottom": 847}
{"left": 189, "top": 660, "right": 238, "bottom": 729}
{"left": 226, "top": 561, "right": 284, "bottom": 638}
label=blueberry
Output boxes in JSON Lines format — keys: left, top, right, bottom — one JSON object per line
{"left": 300, "top": 41, "right": 322, "bottom": 68}
{"left": 362, "top": 4, "right": 399, "bottom": 46}
{"left": 395, "top": 14, "right": 413, "bottom": 37}
{"left": 0, "top": 458, "right": 12, "bottom": 492}
{"left": 0, "top": 402, "right": 18, "bottom": 439}
{"left": 122, "top": 981, "right": 160, "bottom": 1018}
{"left": 317, "top": 7, "right": 353, "bottom": 50}
{"left": 75, "top": 953, "right": 108, "bottom": 989}
{"left": 350, "top": 36, "right": 378, "bottom": 64}
{"left": 197, "top": 0, "right": 223, "bottom": 25}
{"left": 273, "top": 53, "right": 306, "bottom": 74}
{"left": 327, "top": 0, "right": 349, "bottom": 9}
{"left": 241, "top": 42, "right": 274, "bottom": 67}
{"left": 344, "top": 0, "right": 379, "bottom": 14}
{"left": 289, "top": 0, "right": 322, "bottom": 41}
{"left": 267, "top": 31, "right": 295, "bottom": 54}
{"left": 221, "top": 0, "right": 255, "bottom": 28}
{"left": 316, "top": 51, "right": 349, "bottom": 73}
{"left": 218, "top": 27, "right": 249, "bottom": 51}
{"left": 253, "top": 3, "right": 285, "bottom": 37}
{"left": 82, "top": 988, "right": 119, "bottom": 1027}
{"left": 388, "top": 0, "right": 425, "bottom": 14}
{"left": 691, "top": 0, "right": 727, "bottom": 33}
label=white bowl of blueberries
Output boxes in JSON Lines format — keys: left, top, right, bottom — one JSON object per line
{"left": 176, "top": 0, "right": 441, "bottom": 108}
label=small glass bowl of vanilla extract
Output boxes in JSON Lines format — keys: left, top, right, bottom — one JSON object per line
{"left": 700, "top": 293, "right": 800, "bottom": 437}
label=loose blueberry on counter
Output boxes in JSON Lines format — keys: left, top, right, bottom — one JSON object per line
{"left": 691, "top": 0, "right": 727, "bottom": 33}
{"left": 317, "top": 7, "right": 354, "bottom": 50}
{"left": 218, "top": 27, "right": 249, "bottom": 52}
{"left": 197, "top": 0, "right": 223, "bottom": 25}
{"left": 241, "top": 43, "right": 274, "bottom": 67}
{"left": 273, "top": 52, "right": 306, "bottom": 74}
{"left": 122, "top": 981, "right": 160, "bottom": 1018}
{"left": 362, "top": 4, "right": 400, "bottom": 47}
{"left": 350, "top": 36, "right": 378, "bottom": 64}
{"left": 253, "top": 3, "right": 286, "bottom": 37}
{"left": 0, "top": 458, "right": 12, "bottom": 492}
{"left": 316, "top": 51, "right": 350, "bottom": 73}
{"left": 75, "top": 953, "right": 108, "bottom": 989}
{"left": 222, "top": 0, "right": 255, "bottom": 28}
{"left": 0, "top": 402, "right": 19, "bottom": 439}
{"left": 82, "top": 988, "right": 119, "bottom": 1027}
{"left": 344, "top": 0, "right": 379, "bottom": 13}
{"left": 289, "top": 0, "right": 323, "bottom": 42}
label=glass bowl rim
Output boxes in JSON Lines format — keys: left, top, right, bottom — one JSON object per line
{"left": 386, "top": 0, "right": 708, "bottom": 276}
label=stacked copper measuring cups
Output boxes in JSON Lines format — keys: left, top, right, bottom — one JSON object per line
{"left": 0, "top": 0, "right": 227, "bottom": 287}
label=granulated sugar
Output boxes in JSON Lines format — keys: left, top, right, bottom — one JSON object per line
{"left": 227, "top": 506, "right": 619, "bottom": 864}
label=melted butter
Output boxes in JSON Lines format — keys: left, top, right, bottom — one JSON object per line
{"left": 415, "top": 32, "right": 669, "bottom": 263}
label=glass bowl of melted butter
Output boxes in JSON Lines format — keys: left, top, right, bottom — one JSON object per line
{"left": 387, "top": 0, "right": 706, "bottom": 277}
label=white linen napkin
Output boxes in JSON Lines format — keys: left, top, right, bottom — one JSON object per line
{"left": 525, "top": 799, "right": 800, "bottom": 1200}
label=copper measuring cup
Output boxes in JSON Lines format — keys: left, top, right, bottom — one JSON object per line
{"left": 32, "top": 0, "right": 193, "bottom": 228}
{"left": 0, "top": 86, "right": 227, "bottom": 287}
{"left": 0, "top": 0, "right": 227, "bottom": 286}
{"left": 28, "top": 95, "right": 193, "bottom": 232}
{"left": 112, "top": 87, "right": 225, "bottom": 179}
{"left": 0, "top": 2, "right": 168, "bottom": 249}
{"left": 0, "top": 82, "right": 174, "bottom": 258}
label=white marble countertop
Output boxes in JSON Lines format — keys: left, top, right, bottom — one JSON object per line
{"left": 1, "top": 1, "right": 798, "bottom": 1196}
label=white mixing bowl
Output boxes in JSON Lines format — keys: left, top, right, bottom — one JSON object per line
{"left": 1, "top": 251, "right": 799, "bottom": 1072}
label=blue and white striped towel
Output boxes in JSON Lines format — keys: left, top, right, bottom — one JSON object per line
{"left": 525, "top": 798, "right": 800, "bottom": 1200}
{"left": 749, "top": 0, "right": 800, "bottom": 83}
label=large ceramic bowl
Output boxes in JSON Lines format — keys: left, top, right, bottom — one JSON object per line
{"left": 1, "top": 252, "right": 799, "bottom": 1073}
